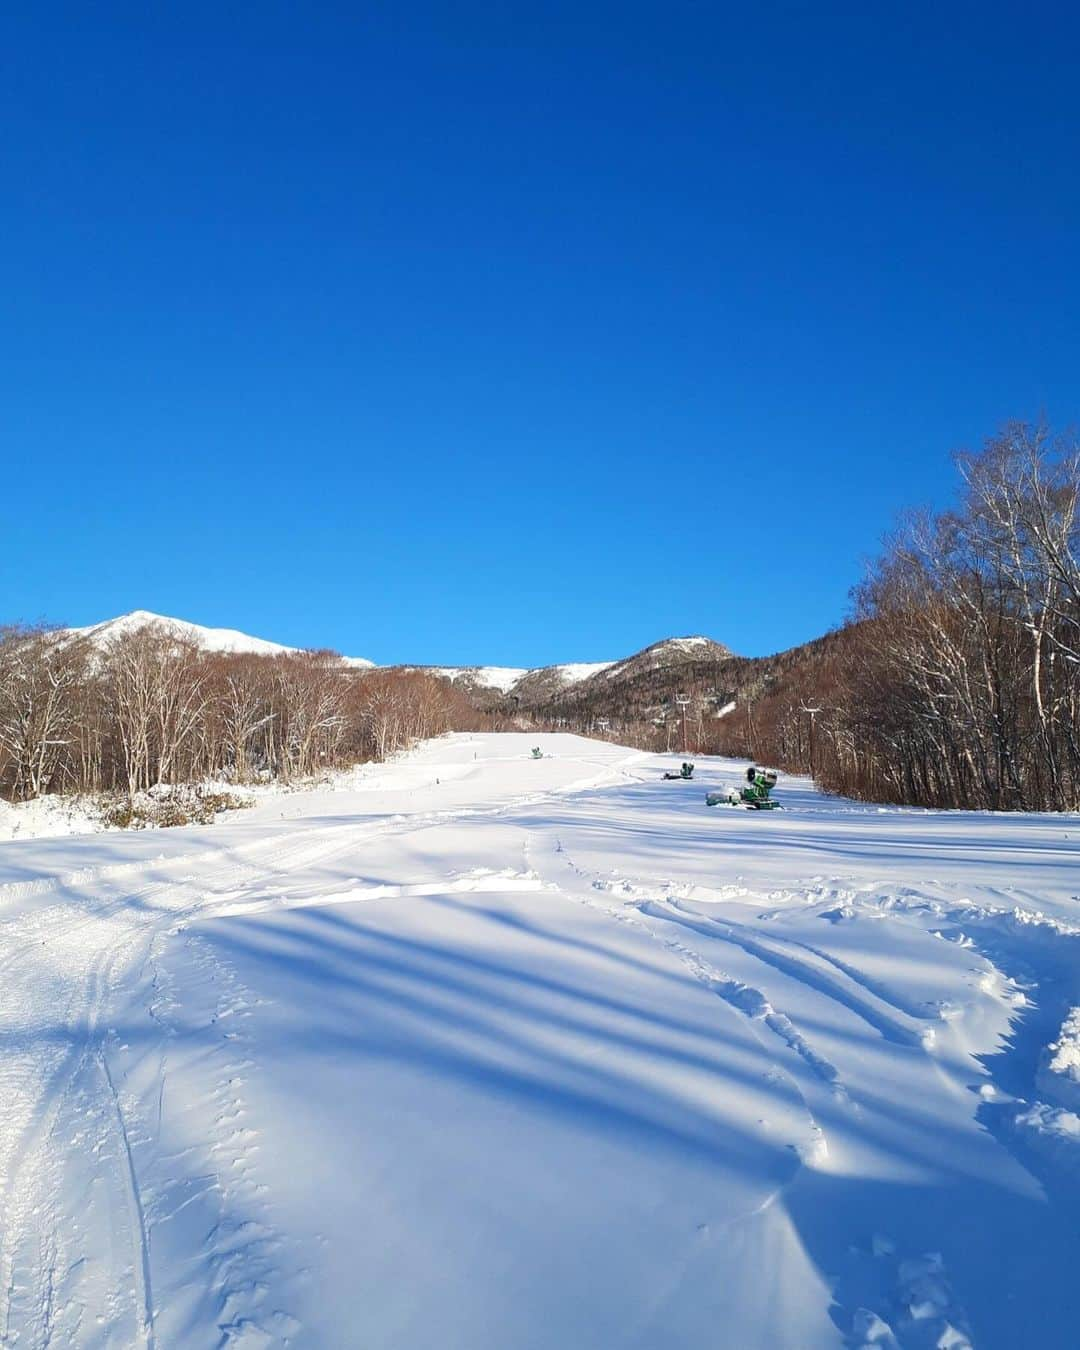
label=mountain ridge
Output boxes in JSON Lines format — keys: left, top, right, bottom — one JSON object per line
{"left": 63, "top": 610, "right": 376, "bottom": 668}
{"left": 59, "top": 613, "right": 732, "bottom": 698}
{"left": 388, "top": 637, "right": 734, "bottom": 708}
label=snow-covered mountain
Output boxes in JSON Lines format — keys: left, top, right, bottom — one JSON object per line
{"left": 499, "top": 660, "right": 615, "bottom": 703}
{"left": 411, "top": 638, "right": 734, "bottom": 709}
{"left": 63, "top": 611, "right": 375, "bottom": 668}
{"left": 427, "top": 659, "right": 616, "bottom": 700}
{"left": 596, "top": 635, "right": 732, "bottom": 683}
{"left": 60, "top": 614, "right": 731, "bottom": 697}
{"left": 426, "top": 665, "right": 531, "bottom": 694}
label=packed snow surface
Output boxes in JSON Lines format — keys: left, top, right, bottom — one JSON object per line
{"left": 2, "top": 733, "right": 1079, "bottom": 1348}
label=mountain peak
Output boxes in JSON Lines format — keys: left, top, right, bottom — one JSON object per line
{"left": 63, "top": 611, "right": 375, "bottom": 667}
{"left": 597, "top": 634, "right": 732, "bottom": 680}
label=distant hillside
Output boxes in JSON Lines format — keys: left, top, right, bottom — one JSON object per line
{"left": 387, "top": 637, "right": 735, "bottom": 714}
{"left": 60, "top": 618, "right": 745, "bottom": 711}
{"left": 502, "top": 661, "right": 615, "bottom": 708}
{"left": 62, "top": 611, "right": 375, "bottom": 668}
{"left": 488, "top": 627, "right": 860, "bottom": 769}
{"left": 42, "top": 608, "right": 858, "bottom": 789}
{"left": 56, "top": 617, "right": 844, "bottom": 761}
{"left": 588, "top": 636, "right": 731, "bottom": 687}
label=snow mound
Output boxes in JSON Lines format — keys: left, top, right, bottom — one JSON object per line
{"left": 1037, "top": 1007, "right": 1080, "bottom": 1112}
{"left": 1014, "top": 1102, "right": 1080, "bottom": 1174}
{"left": 0, "top": 794, "right": 105, "bottom": 841}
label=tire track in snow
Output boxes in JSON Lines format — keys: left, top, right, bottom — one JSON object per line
{"left": 524, "top": 835, "right": 841, "bottom": 1166}
{"left": 0, "top": 932, "right": 126, "bottom": 1342}
{"left": 669, "top": 937, "right": 846, "bottom": 1097}
{"left": 96, "top": 1047, "right": 155, "bottom": 1349}
{"left": 139, "top": 933, "right": 298, "bottom": 1347}
{"left": 744, "top": 917, "right": 949, "bottom": 1022}
{"left": 649, "top": 928, "right": 843, "bottom": 1168}
{"left": 642, "top": 899, "right": 931, "bottom": 1048}
{"left": 0, "top": 818, "right": 388, "bottom": 1345}
{"left": 0, "top": 778, "right": 619, "bottom": 1347}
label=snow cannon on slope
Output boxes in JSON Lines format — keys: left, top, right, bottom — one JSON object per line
{"left": 663, "top": 762, "right": 695, "bottom": 780}
{"left": 706, "top": 766, "right": 781, "bottom": 810}
{"left": 531, "top": 747, "right": 544, "bottom": 760}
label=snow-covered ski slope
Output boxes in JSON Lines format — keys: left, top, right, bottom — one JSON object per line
{"left": 1, "top": 734, "right": 1078, "bottom": 1349}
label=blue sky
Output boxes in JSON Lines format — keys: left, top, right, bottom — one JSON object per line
{"left": 3, "top": 3, "right": 1077, "bottom": 665}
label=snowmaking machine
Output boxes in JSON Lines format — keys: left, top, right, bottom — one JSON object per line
{"left": 663, "top": 762, "right": 695, "bottom": 781}
{"left": 531, "top": 747, "right": 544, "bottom": 760}
{"left": 706, "top": 766, "right": 782, "bottom": 810}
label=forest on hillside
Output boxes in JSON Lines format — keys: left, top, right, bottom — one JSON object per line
{"left": 3, "top": 424, "right": 1077, "bottom": 814}
{"left": 0, "top": 631, "right": 496, "bottom": 820}
{"left": 536, "top": 424, "right": 1080, "bottom": 812}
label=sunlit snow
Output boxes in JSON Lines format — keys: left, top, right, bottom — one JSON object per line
{"left": 2, "top": 733, "right": 1078, "bottom": 1347}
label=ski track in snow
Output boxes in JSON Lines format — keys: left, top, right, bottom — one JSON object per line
{"left": 524, "top": 823, "right": 1078, "bottom": 1347}
{"left": 1, "top": 733, "right": 1079, "bottom": 1347}
{"left": 0, "top": 742, "right": 649, "bottom": 1347}
{"left": 528, "top": 837, "right": 848, "bottom": 1183}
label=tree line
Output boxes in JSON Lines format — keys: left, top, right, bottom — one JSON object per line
{"left": 5, "top": 424, "right": 1076, "bottom": 813}
{"left": 0, "top": 627, "right": 490, "bottom": 803}
{"left": 699, "top": 425, "right": 1080, "bottom": 810}
{"left": 537, "top": 424, "right": 1080, "bottom": 812}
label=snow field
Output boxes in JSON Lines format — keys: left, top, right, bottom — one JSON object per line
{"left": 1, "top": 733, "right": 1078, "bottom": 1347}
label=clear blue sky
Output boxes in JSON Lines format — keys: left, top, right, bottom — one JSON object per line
{"left": 3, "top": 3, "right": 1077, "bottom": 665}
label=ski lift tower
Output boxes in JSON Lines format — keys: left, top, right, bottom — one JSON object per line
{"left": 675, "top": 693, "right": 692, "bottom": 755}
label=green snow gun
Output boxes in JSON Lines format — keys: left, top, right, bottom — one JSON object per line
{"left": 706, "top": 766, "right": 781, "bottom": 810}
{"left": 531, "top": 747, "right": 544, "bottom": 760}
{"left": 663, "top": 762, "right": 695, "bottom": 780}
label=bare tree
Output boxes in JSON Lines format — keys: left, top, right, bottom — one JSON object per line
{"left": 0, "top": 626, "right": 86, "bottom": 799}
